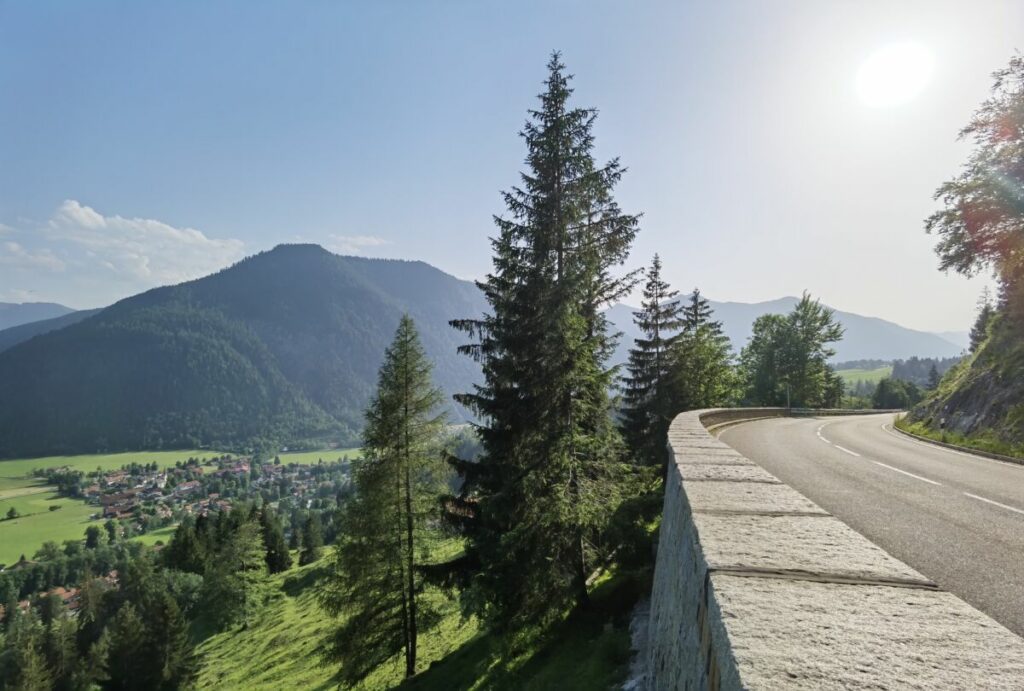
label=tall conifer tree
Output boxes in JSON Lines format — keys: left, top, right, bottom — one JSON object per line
{"left": 321, "top": 315, "right": 447, "bottom": 682}
{"left": 447, "top": 53, "right": 640, "bottom": 633}
{"left": 671, "top": 289, "right": 735, "bottom": 411}
{"left": 621, "top": 255, "right": 684, "bottom": 465}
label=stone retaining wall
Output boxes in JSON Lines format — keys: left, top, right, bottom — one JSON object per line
{"left": 644, "top": 408, "right": 1024, "bottom": 690}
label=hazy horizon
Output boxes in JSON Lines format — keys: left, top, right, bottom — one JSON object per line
{"left": 2, "top": 1, "right": 1020, "bottom": 331}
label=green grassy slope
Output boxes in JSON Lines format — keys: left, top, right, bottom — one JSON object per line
{"left": 908, "top": 314, "right": 1024, "bottom": 458}
{"left": 195, "top": 554, "right": 635, "bottom": 690}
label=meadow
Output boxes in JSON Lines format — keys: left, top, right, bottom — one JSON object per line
{"left": 275, "top": 447, "right": 361, "bottom": 465}
{"left": 834, "top": 365, "right": 892, "bottom": 385}
{"left": 195, "top": 549, "right": 633, "bottom": 690}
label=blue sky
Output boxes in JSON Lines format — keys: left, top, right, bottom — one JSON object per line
{"left": 1, "top": 1, "right": 1020, "bottom": 331}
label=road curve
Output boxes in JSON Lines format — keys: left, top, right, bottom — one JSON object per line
{"left": 718, "top": 413, "right": 1024, "bottom": 637}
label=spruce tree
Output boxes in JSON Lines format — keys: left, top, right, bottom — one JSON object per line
{"left": 202, "top": 517, "right": 266, "bottom": 628}
{"left": 321, "top": 315, "right": 447, "bottom": 682}
{"left": 298, "top": 514, "right": 323, "bottom": 566}
{"left": 447, "top": 54, "right": 640, "bottom": 633}
{"left": 260, "top": 508, "right": 293, "bottom": 573}
{"left": 671, "top": 289, "right": 735, "bottom": 412}
{"left": 621, "top": 254, "right": 684, "bottom": 465}
{"left": 970, "top": 288, "right": 996, "bottom": 352}
{"left": 103, "top": 603, "right": 145, "bottom": 690}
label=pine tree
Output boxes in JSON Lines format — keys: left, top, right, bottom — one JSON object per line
{"left": 103, "top": 603, "right": 145, "bottom": 690}
{"left": 621, "top": 255, "right": 684, "bottom": 465}
{"left": 447, "top": 54, "right": 640, "bottom": 633}
{"left": 163, "top": 521, "right": 205, "bottom": 574}
{"left": 260, "top": 508, "right": 293, "bottom": 573}
{"left": 298, "top": 514, "right": 323, "bottom": 566}
{"left": 146, "top": 590, "right": 197, "bottom": 690}
{"left": 927, "top": 363, "right": 941, "bottom": 389}
{"left": 321, "top": 315, "right": 447, "bottom": 682}
{"left": 671, "top": 289, "right": 735, "bottom": 412}
{"left": 202, "top": 518, "right": 266, "bottom": 628}
{"left": 970, "top": 288, "right": 996, "bottom": 352}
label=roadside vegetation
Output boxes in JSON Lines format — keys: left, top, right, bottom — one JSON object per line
{"left": 907, "top": 55, "right": 1024, "bottom": 452}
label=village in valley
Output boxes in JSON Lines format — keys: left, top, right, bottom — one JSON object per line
{"left": 0, "top": 451, "right": 355, "bottom": 620}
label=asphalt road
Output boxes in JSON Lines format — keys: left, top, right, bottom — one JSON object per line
{"left": 718, "top": 413, "right": 1024, "bottom": 637}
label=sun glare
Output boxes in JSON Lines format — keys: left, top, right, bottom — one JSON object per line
{"left": 856, "top": 42, "right": 934, "bottom": 108}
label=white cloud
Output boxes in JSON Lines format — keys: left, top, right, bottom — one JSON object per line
{"left": 0, "top": 241, "right": 66, "bottom": 271}
{"left": 326, "top": 234, "right": 391, "bottom": 255}
{"left": 46, "top": 200, "right": 245, "bottom": 285}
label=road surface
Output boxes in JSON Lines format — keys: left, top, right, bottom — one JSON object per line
{"left": 718, "top": 413, "right": 1024, "bottom": 637}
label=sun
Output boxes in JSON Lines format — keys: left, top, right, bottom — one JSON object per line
{"left": 856, "top": 42, "right": 935, "bottom": 108}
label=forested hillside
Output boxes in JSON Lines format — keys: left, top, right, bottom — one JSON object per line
{"left": 0, "top": 245, "right": 486, "bottom": 457}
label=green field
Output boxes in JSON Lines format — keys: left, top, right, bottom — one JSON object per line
{"left": 0, "top": 449, "right": 225, "bottom": 565}
{"left": 0, "top": 485, "right": 95, "bottom": 566}
{"left": 133, "top": 524, "right": 179, "bottom": 546}
{"left": 275, "top": 447, "right": 361, "bottom": 465}
{"left": 835, "top": 365, "right": 892, "bottom": 384}
{"left": 0, "top": 449, "right": 229, "bottom": 481}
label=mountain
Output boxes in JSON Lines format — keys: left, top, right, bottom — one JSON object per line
{"left": 0, "top": 301, "right": 75, "bottom": 330}
{"left": 605, "top": 296, "right": 965, "bottom": 364}
{"left": 0, "top": 245, "right": 487, "bottom": 458}
{"left": 0, "top": 308, "right": 103, "bottom": 353}
{"left": 935, "top": 330, "right": 971, "bottom": 351}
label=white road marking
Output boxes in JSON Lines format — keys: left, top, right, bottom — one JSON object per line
{"left": 963, "top": 492, "right": 1024, "bottom": 516}
{"left": 834, "top": 445, "right": 861, "bottom": 457}
{"left": 816, "top": 423, "right": 833, "bottom": 445}
{"left": 872, "top": 461, "right": 942, "bottom": 486}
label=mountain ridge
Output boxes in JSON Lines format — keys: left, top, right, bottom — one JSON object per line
{"left": 605, "top": 295, "right": 965, "bottom": 363}
{"left": 0, "top": 301, "right": 75, "bottom": 330}
{"left": 0, "top": 244, "right": 487, "bottom": 458}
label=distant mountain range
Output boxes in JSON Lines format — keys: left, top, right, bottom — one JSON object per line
{"left": 0, "top": 245, "right": 486, "bottom": 458}
{"left": 0, "top": 301, "right": 75, "bottom": 330}
{"left": 605, "top": 296, "right": 966, "bottom": 365}
{"left": 0, "top": 249, "right": 969, "bottom": 457}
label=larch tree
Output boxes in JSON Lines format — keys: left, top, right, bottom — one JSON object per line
{"left": 621, "top": 255, "right": 684, "bottom": 465}
{"left": 446, "top": 53, "right": 640, "bottom": 634}
{"left": 320, "top": 315, "right": 447, "bottom": 683}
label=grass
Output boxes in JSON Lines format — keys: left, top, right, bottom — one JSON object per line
{"left": 834, "top": 365, "right": 892, "bottom": 385}
{"left": 195, "top": 551, "right": 637, "bottom": 691}
{"left": 896, "top": 416, "right": 1024, "bottom": 460}
{"left": 275, "top": 447, "right": 362, "bottom": 465}
{"left": 133, "top": 524, "right": 179, "bottom": 546}
{"left": 0, "top": 487, "right": 95, "bottom": 565}
{"left": 0, "top": 450, "right": 226, "bottom": 565}
{"left": 0, "top": 449, "right": 229, "bottom": 481}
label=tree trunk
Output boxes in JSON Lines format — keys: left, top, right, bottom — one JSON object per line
{"left": 403, "top": 345, "right": 418, "bottom": 678}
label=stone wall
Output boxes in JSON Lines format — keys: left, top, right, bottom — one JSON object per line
{"left": 644, "top": 408, "right": 1024, "bottom": 690}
